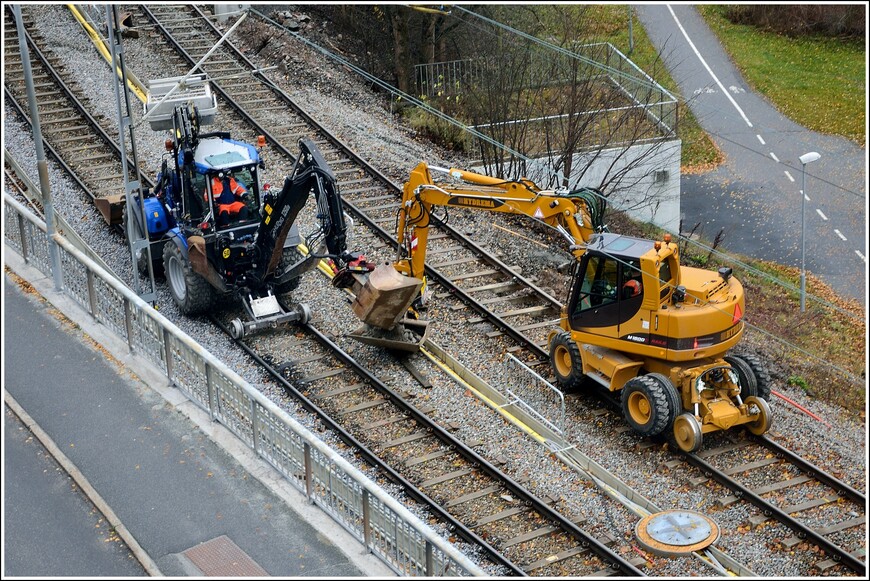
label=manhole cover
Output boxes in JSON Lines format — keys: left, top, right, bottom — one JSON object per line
{"left": 183, "top": 535, "right": 268, "bottom": 576}
{"left": 635, "top": 510, "right": 720, "bottom": 556}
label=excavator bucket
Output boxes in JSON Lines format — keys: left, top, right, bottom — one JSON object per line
{"left": 346, "top": 264, "right": 430, "bottom": 351}
{"left": 94, "top": 194, "right": 125, "bottom": 225}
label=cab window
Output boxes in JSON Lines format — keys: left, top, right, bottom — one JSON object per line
{"left": 574, "top": 255, "right": 619, "bottom": 314}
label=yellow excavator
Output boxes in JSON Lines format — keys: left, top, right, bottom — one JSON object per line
{"left": 339, "top": 162, "right": 772, "bottom": 452}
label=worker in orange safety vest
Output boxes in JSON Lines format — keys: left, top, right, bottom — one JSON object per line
{"left": 208, "top": 172, "right": 250, "bottom": 226}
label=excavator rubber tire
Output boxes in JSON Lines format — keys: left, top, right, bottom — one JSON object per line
{"left": 549, "top": 332, "right": 584, "bottom": 390}
{"left": 163, "top": 242, "right": 215, "bottom": 315}
{"left": 647, "top": 372, "right": 682, "bottom": 419}
{"left": 738, "top": 354, "right": 772, "bottom": 400}
{"left": 621, "top": 374, "right": 674, "bottom": 437}
{"left": 725, "top": 355, "right": 772, "bottom": 400}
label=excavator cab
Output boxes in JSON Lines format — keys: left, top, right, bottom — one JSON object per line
{"left": 568, "top": 234, "right": 652, "bottom": 339}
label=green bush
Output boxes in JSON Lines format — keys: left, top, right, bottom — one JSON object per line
{"left": 404, "top": 105, "right": 472, "bottom": 152}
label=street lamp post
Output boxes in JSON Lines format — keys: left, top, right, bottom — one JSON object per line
{"left": 798, "top": 151, "right": 820, "bottom": 312}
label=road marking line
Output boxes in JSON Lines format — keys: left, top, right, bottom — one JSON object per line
{"left": 784, "top": 170, "right": 794, "bottom": 182}
{"left": 667, "top": 5, "right": 753, "bottom": 128}
{"left": 769, "top": 152, "right": 780, "bottom": 163}
{"left": 816, "top": 209, "right": 828, "bottom": 221}
{"left": 757, "top": 134, "right": 766, "bottom": 145}
{"left": 801, "top": 190, "right": 810, "bottom": 202}
{"left": 834, "top": 229, "right": 847, "bottom": 241}
{"left": 856, "top": 250, "right": 866, "bottom": 262}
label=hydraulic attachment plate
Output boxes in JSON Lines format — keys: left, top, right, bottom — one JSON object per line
{"left": 347, "top": 318, "right": 431, "bottom": 352}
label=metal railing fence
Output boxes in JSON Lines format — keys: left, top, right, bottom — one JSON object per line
{"left": 3, "top": 193, "right": 483, "bottom": 577}
{"left": 504, "top": 353, "right": 566, "bottom": 435}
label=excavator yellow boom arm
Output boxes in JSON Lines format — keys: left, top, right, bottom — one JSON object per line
{"left": 396, "top": 162, "right": 602, "bottom": 279}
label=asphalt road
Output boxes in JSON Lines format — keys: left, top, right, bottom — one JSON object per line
{"left": 3, "top": 276, "right": 371, "bottom": 578}
{"left": 636, "top": 4, "right": 866, "bottom": 305}
{"left": 4, "top": 405, "right": 147, "bottom": 577}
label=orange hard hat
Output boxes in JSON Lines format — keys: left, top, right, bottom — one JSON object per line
{"left": 624, "top": 279, "right": 642, "bottom": 298}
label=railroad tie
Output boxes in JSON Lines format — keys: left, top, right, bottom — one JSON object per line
{"left": 418, "top": 468, "right": 473, "bottom": 489}
{"left": 444, "top": 485, "right": 502, "bottom": 508}
{"left": 473, "top": 507, "right": 525, "bottom": 528}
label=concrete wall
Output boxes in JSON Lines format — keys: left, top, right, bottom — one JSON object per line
{"left": 523, "top": 138, "right": 682, "bottom": 233}
{"left": 214, "top": 4, "right": 250, "bottom": 22}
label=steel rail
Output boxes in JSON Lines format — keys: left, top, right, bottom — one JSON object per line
{"left": 208, "top": 310, "right": 642, "bottom": 576}
{"left": 207, "top": 315, "right": 523, "bottom": 576}
{"left": 3, "top": 7, "right": 155, "bottom": 197}
{"left": 681, "top": 450, "right": 866, "bottom": 575}
{"left": 757, "top": 435, "right": 866, "bottom": 506}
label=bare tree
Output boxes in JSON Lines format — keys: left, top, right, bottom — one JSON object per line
{"left": 438, "top": 5, "right": 680, "bottom": 214}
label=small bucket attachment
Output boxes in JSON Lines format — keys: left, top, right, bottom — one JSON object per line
{"left": 351, "top": 263, "right": 423, "bottom": 330}
{"left": 94, "top": 193, "right": 125, "bottom": 225}
{"left": 348, "top": 318, "right": 431, "bottom": 352}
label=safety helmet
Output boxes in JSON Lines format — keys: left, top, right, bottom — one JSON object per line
{"left": 624, "top": 279, "right": 642, "bottom": 298}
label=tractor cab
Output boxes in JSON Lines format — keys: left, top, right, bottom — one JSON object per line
{"left": 192, "top": 136, "right": 262, "bottom": 234}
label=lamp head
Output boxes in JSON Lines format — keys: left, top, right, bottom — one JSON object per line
{"left": 799, "top": 152, "right": 820, "bottom": 165}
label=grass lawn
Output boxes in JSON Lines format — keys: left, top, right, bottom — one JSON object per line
{"left": 585, "top": 6, "right": 723, "bottom": 170}
{"left": 698, "top": 5, "right": 866, "bottom": 146}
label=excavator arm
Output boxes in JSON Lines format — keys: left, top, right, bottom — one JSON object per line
{"left": 396, "top": 162, "right": 606, "bottom": 280}
{"left": 249, "top": 137, "right": 358, "bottom": 291}
{"left": 346, "top": 161, "right": 606, "bottom": 352}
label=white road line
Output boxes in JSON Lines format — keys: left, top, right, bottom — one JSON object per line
{"left": 816, "top": 209, "right": 828, "bottom": 221}
{"left": 801, "top": 190, "right": 811, "bottom": 202}
{"left": 667, "top": 5, "right": 753, "bottom": 128}
{"left": 834, "top": 229, "right": 847, "bottom": 241}
{"left": 784, "top": 170, "right": 794, "bottom": 182}
{"left": 756, "top": 134, "right": 765, "bottom": 145}
{"left": 856, "top": 250, "right": 866, "bottom": 262}
{"left": 769, "top": 152, "right": 779, "bottom": 163}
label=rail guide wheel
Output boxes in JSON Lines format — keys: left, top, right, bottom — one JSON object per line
{"left": 635, "top": 509, "right": 720, "bottom": 557}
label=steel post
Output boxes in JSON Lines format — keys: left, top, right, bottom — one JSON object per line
{"left": 13, "top": 4, "right": 62, "bottom": 291}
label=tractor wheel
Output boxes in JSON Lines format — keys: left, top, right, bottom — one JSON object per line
{"left": 621, "top": 374, "right": 675, "bottom": 437}
{"left": 725, "top": 355, "right": 771, "bottom": 400}
{"left": 744, "top": 396, "right": 772, "bottom": 435}
{"left": 274, "top": 246, "right": 306, "bottom": 296}
{"left": 163, "top": 242, "right": 214, "bottom": 315}
{"left": 672, "top": 413, "right": 703, "bottom": 453}
{"left": 549, "top": 332, "right": 584, "bottom": 390}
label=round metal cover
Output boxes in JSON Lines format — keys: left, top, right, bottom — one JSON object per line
{"left": 635, "top": 510, "right": 720, "bottom": 556}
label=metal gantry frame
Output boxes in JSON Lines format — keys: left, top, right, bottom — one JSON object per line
{"left": 105, "top": 4, "right": 156, "bottom": 302}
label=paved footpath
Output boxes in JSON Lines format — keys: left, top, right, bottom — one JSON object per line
{"left": 636, "top": 5, "right": 866, "bottom": 304}
{"left": 3, "top": 265, "right": 393, "bottom": 578}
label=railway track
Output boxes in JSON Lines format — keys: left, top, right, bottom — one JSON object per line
{"left": 3, "top": 6, "right": 153, "bottom": 226}
{"left": 676, "top": 434, "right": 866, "bottom": 575}
{"left": 7, "top": 4, "right": 865, "bottom": 576}
{"left": 215, "top": 314, "right": 644, "bottom": 575}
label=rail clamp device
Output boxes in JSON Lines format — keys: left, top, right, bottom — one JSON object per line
{"left": 144, "top": 74, "right": 217, "bottom": 131}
